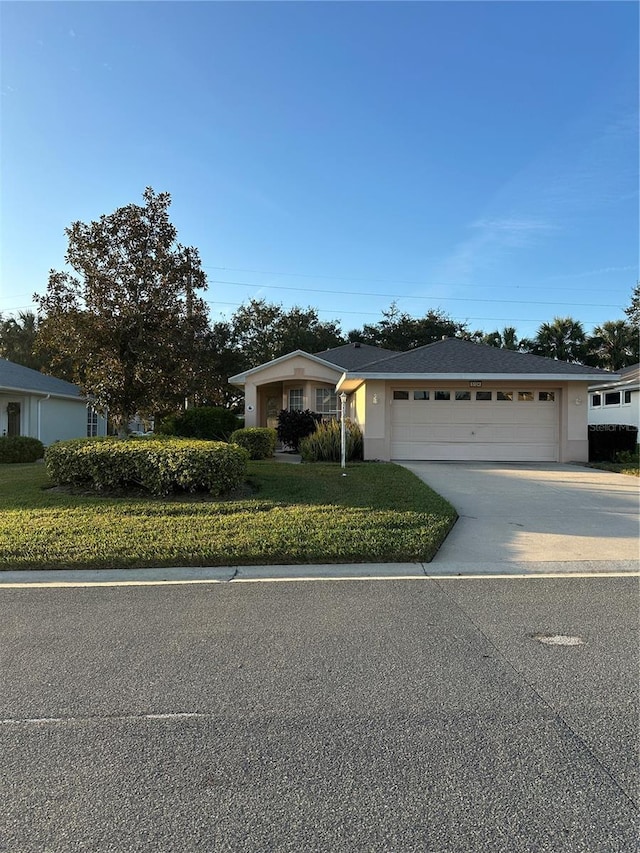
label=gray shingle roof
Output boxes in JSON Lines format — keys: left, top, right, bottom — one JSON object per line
{"left": 314, "top": 343, "right": 396, "bottom": 370}
{"left": 347, "top": 338, "right": 615, "bottom": 377}
{"left": 589, "top": 362, "right": 639, "bottom": 390}
{"left": 0, "top": 358, "right": 82, "bottom": 398}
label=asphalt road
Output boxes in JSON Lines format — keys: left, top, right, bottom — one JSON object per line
{"left": 1, "top": 576, "right": 638, "bottom": 852}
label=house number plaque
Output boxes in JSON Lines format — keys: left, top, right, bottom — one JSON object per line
{"left": 469, "top": 381, "right": 482, "bottom": 387}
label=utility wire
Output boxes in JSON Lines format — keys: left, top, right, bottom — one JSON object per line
{"left": 203, "top": 264, "right": 636, "bottom": 293}
{"left": 208, "top": 278, "right": 622, "bottom": 309}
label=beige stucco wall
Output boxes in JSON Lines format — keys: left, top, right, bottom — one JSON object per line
{"left": 239, "top": 356, "right": 343, "bottom": 428}
{"left": 559, "top": 381, "right": 589, "bottom": 462}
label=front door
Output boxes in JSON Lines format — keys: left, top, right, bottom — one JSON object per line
{"left": 266, "top": 396, "right": 280, "bottom": 430}
{"left": 7, "top": 402, "right": 21, "bottom": 437}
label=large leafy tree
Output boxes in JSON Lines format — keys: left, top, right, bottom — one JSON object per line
{"left": 526, "top": 316, "right": 587, "bottom": 363}
{"left": 35, "top": 188, "right": 209, "bottom": 431}
{"left": 348, "top": 302, "right": 473, "bottom": 350}
{"left": 586, "top": 320, "right": 639, "bottom": 371}
{"left": 227, "top": 299, "right": 346, "bottom": 367}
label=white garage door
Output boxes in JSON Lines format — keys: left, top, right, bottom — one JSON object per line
{"left": 390, "top": 389, "right": 559, "bottom": 462}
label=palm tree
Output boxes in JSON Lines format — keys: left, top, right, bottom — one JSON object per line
{"left": 530, "top": 316, "right": 587, "bottom": 363}
{"left": 482, "top": 326, "right": 522, "bottom": 350}
{"left": 587, "top": 320, "right": 639, "bottom": 371}
{"left": 0, "top": 310, "right": 41, "bottom": 369}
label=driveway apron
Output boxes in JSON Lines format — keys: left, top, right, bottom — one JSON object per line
{"left": 398, "top": 462, "right": 640, "bottom": 564}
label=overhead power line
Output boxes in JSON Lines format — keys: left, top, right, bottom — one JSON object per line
{"left": 208, "top": 278, "right": 622, "bottom": 310}
{"left": 204, "top": 264, "right": 636, "bottom": 294}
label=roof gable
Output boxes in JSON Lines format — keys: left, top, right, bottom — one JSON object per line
{"left": 228, "top": 349, "right": 344, "bottom": 385}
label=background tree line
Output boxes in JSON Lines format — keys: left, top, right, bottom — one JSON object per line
{"left": 1, "top": 189, "right": 638, "bottom": 427}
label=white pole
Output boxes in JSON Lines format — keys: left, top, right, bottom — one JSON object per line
{"left": 340, "top": 392, "right": 347, "bottom": 470}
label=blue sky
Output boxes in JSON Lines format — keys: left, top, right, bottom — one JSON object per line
{"left": 1, "top": 1, "right": 638, "bottom": 341}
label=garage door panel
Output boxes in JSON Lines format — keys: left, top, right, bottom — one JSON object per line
{"left": 390, "top": 393, "right": 559, "bottom": 462}
{"left": 391, "top": 441, "right": 558, "bottom": 462}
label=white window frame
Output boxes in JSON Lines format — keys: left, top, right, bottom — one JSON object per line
{"left": 315, "top": 387, "right": 339, "bottom": 416}
{"left": 87, "top": 406, "right": 99, "bottom": 437}
{"left": 288, "top": 389, "right": 304, "bottom": 411}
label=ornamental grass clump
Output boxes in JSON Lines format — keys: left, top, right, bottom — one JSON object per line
{"left": 230, "top": 427, "right": 277, "bottom": 460}
{"left": 299, "top": 419, "right": 363, "bottom": 463}
{"left": 45, "top": 436, "right": 249, "bottom": 496}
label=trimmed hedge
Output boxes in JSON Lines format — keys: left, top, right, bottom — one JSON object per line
{"left": 230, "top": 427, "right": 277, "bottom": 460}
{"left": 300, "top": 419, "right": 363, "bottom": 463}
{"left": 158, "top": 407, "right": 240, "bottom": 441}
{"left": 45, "top": 436, "right": 249, "bottom": 496}
{"left": 0, "top": 436, "right": 45, "bottom": 464}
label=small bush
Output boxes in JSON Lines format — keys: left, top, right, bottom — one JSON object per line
{"left": 45, "top": 436, "right": 249, "bottom": 496}
{"left": 277, "top": 409, "right": 322, "bottom": 451}
{"left": 0, "top": 436, "right": 45, "bottom": 464}
{"left": 615, "top": 446, "right": 640, "bottom": 464}
{"left": 299, "top": 419, "right": 364, "bottom": 463}
{"left": 588, "top": 424, "right": 638, "bottom": 462}
{"left": 157, "top": 407, "right": 239, "bottom": 441}
{"left": 230, "top": 427, "right": 277, "bottom": 460}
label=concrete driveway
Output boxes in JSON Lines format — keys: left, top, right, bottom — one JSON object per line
{"left": 399, "top": 462, "right": 639, "bottom": 566}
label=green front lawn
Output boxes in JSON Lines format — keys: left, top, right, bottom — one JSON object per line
{"left": 0, "top": 462, "right": 457, "bottom": 570}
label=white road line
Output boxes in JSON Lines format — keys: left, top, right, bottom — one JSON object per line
{"left": 0, "top": 571, "right": 637, "bottom": 589}
{"left": 0, "top": 712, "right": 210, "bottom": 725}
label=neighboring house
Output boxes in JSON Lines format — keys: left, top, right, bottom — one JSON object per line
{"left": 588, "top": 363, "right": 640, "bottom": 442}
{"left": 229, "top": 339, "right": 617, "bottom": 463}
{"left": 0, "top": 358, "right": 107, "bottom": 445}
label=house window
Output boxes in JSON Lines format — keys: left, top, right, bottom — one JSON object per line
{"left": 518, "top": 391, "right": 534, "bottom": 402}
{"left": 539, "top": 391, "right": 555, "bottom": 402}
{"left": 476, "top": 391, "right": 492, "bottom": 401}
{"left": 591, "top": 393, "right": 601, "bottom": 408}
{"left": 87, "top": 407, "right": 99, "bottom": 437}
{"left": 624, "top": 391, "right": 632, "bottom": 405}
{"left": 315, "top": 387, "right": 338, "bottom": 415}
{"left": 289, "top": 389, "right": 304, "bottom": 411}
{"left": 497, "top": 391, "right": 513, "bottom": 401}
{"left": 434, "top": 391, "right": 450, "bottom": 401}
{"left": 455, "top": 391, "right": 471, "bottom": 401}
{"left": 604, "top": 391, "right": 621, "bottom": 406}
{"left": 393, "top": 390, "right": 409, "bottom": 400}
{"left": 413, "top": 390, "right": 430, "bottom": 400}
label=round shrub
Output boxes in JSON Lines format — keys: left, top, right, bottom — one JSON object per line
{"left": 0, "top": 436, "right": 45, "bottom": 464}
{"left": 45, "top": 436, "right": 249, "bottom": 496}
{"left": 276, "top": 409, "right": 322, "bottom": 451}
{"left": 299, "top": 419, "right": 363, "bottom": 463}
{"left": 158, "top": 407, "right": 240, "bottom": 441}
{"left": 230, "top": 427, "right": 277, "bottom": 460}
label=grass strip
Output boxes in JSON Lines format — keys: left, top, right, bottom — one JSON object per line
{"left": 0, "top": 462, "right": 457, "bottom": 570}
